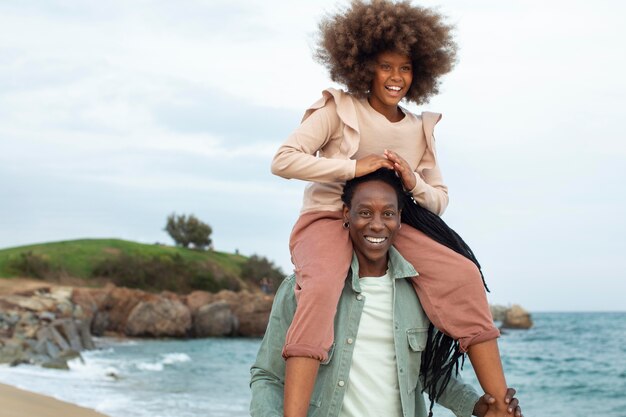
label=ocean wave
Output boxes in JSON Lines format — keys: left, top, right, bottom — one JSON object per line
{"left": 136, "top": 362, "right": 164, "bottom": 371}
{"left": 162, "top": 352, "right": 191, "bottom": 364}
{"left": 134, "top": 352, "right": 192, "bottom": 372}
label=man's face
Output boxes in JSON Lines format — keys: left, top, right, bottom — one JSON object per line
{"left": 343, "top": 180, "right": 401, "bottom": 273}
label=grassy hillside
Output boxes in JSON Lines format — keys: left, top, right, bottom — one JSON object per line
{"left": 0, "top": 239, "right": 249, "bottom": 292}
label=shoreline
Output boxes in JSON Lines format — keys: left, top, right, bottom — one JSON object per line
{"left": 0, "top": 382, "right": 110, "bottom": 417}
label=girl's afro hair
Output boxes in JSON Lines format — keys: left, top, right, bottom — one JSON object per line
{"left": 315, "top": 0, "right": 457, "bottom": 104}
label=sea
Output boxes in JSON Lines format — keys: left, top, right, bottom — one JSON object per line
{"left": 1, "top": 312, "right": 625, "bottom": 417}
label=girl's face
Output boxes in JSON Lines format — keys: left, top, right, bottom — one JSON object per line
{"left": 368, "top": 51, "right": 413, "bottom": 120}
{"left": 343, "top": 180, "right": 401, "bottom": 276}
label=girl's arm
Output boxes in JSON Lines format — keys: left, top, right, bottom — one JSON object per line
{"left": 271, "top": 100, "right": 356, "bottom": 183}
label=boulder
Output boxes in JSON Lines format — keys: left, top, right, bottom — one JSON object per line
{"left": 490, "top": 304, "right": 508, "bottom": 322}
{"left": 185, "top": 290, "right": 215, "bottom": 313}
{"left": 0, "top": 338, "right": 27, "bottom": 364}
{"left": 96, "top": 287, "right": 146, "bottom": 334}
{"left": 125, "top": 297, "right": 191, "bottom": 337}
{"left": 230, "top": 291, "right": 273, "bottom": 337}
{"left": 1, "top": 295, "right": 56, "bottom": 312}
{"left": 501, "top": 304, "right": 533, "bottom": 329}
{"left": 193, "top": 301, "right": 238, "bottom": 337}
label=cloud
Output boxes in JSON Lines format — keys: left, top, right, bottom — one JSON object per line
{"left": 1, "top": 0, "right": 625, "bottom": 311}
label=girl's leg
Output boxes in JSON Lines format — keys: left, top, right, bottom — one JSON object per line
{"left": 395, "top": 225, "right": 510, "bottom": 415}
{"left": 284, "top": 210, "right": 352, "bottom": 417}
{"left": 283, "top": 210, "right": 353, "bottom": 360}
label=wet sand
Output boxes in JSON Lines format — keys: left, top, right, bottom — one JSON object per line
{"left": 0, "top": 382, "right": 109, "bottom": 417}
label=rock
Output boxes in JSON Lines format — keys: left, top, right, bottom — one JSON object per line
{"left": 0, "top": 338, "right": 26, "bottom": 364}
{"left": 197, "top": 290, "right": 273, "bottom": 337}
{"left": 53, "top": 319, "right": 82, "bottom": 351}
{"left": 41, "top": 358, "right": 69, "bottom": 370}
{"left": 501, "top": 304, "right": 533, "bottom": 329}
{"left": 55, "top": 300, "right": 74, "bottom": 318}
{"left": 1, "top": 295, "right": 56, "bottom": 312}
{"left": 49, "top": 325, "right": 71, "bottom": 351}
{"left": 125, "top": 297, "right": 191, "bottom": 337}
{"left": 490, "top": 305, "right": 508, "bottom": 322}
{"left": 77, "top": 319, "right": 95, "bottom": 350}
{"left": 49, "top": 287, "right": 73, "bottom": 303}
{"left": 96, "top": 287, "right": 145, "bottom": 334}
{"left": 185, "top": 291, "right": 215, "bottom": 313}
{"left": 193, "top": 301, "right": 238, "bottom": 337}
{"left": 37, "top": 311, "right": 57, "bottom": 322}
{"left": 91, "top": 311, "right": 109, "bottom": 336}
{"left": 229, "top": 292, "right": 273, "bottom": 337}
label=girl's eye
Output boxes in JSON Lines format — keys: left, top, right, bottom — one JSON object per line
{"left": 401, "top": 66, "right": 412, "bottom": 72}
{"left": 380, "top": 64, "right": 391, "bottom": 70}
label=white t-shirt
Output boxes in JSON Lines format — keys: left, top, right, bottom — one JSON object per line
{"left": 339, "top": 273, "right": 402, "bottom": 417}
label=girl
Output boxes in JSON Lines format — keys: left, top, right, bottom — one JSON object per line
{"left": 272, "top": 1, "right": 512, "bottom": 416}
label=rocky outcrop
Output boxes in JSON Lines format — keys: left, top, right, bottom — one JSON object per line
{"left": 0, "top": 287, "right": 96, "bottom": 369}
{"left": 0, "top": 281, "right": 275, "bottom": 369}
{"left": 501, "top": 304, "right": 533, "bottom": 329}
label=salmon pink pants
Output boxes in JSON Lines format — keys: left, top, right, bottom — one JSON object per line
{"left": 283, "top": 210, "right": 500, "bottom": 361}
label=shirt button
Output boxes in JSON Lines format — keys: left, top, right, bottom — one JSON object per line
{"left": 399, "top": 368, "right": 404, "bottom": 373}
{"left": 347, "top": 338, "right": 354, "bottom": 344}
{"left": 356, "top": 294, "right": 363, "bottom": 301}
{"left": 338, "top": 380, "right": 345, "bottom": 387}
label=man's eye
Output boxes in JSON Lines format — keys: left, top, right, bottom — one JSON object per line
{"left": 384, "top": 211, "right": 396, "bottom": 217}
{"left": 359, "top": 211, "right": 371, "bottom": 216}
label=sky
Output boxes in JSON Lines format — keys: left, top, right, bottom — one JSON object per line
{"left": 1, "top": 0, "right": 624, "bottom": 312}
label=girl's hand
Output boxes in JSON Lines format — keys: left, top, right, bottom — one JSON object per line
{"left": 384, "top": 149, "right": 416, "bottom": 190}
{"left": 473, "top": 388, "right": 522, "bottom": 417}
{"left": 355, "top": 154, "right": 394, "bottom": 177}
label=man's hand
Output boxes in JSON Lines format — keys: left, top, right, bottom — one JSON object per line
{"left": 473, "top": 387, "right": 522, "bottom": 417}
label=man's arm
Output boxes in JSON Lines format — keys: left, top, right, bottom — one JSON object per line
{"left": 422, "top": 370, "right": 481, "bottom": 417}
{"left": 430, "top": 373, "right": 522, "bottom": 417}
{"left": 250, "top": 276, "right": 297, "bottom": 417}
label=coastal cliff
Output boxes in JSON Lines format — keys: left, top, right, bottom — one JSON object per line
{"left": 0, "top": 281, "right": 272, "bottom": 368}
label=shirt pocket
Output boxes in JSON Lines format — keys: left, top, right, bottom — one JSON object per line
{"left": 309, "top": 343, "right": 335, "bottom": 408}
{"left": 406, "top": 327, "right": 428, "bottom": 393}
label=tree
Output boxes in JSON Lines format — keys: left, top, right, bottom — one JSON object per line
{"left": 165, "top": 213, "right": 213, "bottom": 250}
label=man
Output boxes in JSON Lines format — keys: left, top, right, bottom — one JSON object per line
{"left": 250, "top": 170, "right": 521, "bottom": 417}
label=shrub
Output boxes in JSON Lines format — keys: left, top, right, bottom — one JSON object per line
{"left": 240, "top": 255, "right": 285, "bottom": 294}
{"left": 92, "top": 253, "right": 240, "bottom": 293}
{"left": 7, "top": 251, "right": 55, "bottom": 280}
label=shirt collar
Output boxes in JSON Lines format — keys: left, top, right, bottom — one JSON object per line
{"left": 349, "top": 246, "right": 418, "bottom": 293}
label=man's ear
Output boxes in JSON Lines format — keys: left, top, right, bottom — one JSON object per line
{"left": 342, "top": 205, "right": 350, "bottom": 222}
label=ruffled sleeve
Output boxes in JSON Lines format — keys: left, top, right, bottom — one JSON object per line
{"left": 271, "top": 89, "right": 360, "bottom": 183}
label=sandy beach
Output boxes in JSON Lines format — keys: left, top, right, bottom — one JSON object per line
{"left": 0, "top": 382, "right": 109, "bottom": 417}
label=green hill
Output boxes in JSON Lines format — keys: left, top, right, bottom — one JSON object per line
{"left": 0, "top": 239, "right": 251, "bottom": 293}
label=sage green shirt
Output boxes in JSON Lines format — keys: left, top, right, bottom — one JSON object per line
{"left": 250, "top": 247, "right": 480, "bottom": 417}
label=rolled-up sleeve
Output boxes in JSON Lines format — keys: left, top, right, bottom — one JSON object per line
{"left": 432, "top": 372, "right": 480, "bottom": 417}
{"left": 250, "top": 277, "right": 297, "bottom": 417}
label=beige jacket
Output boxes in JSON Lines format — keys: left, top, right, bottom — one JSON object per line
{"left": 271, "top": 89, "right": 449, "bottom": 215}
